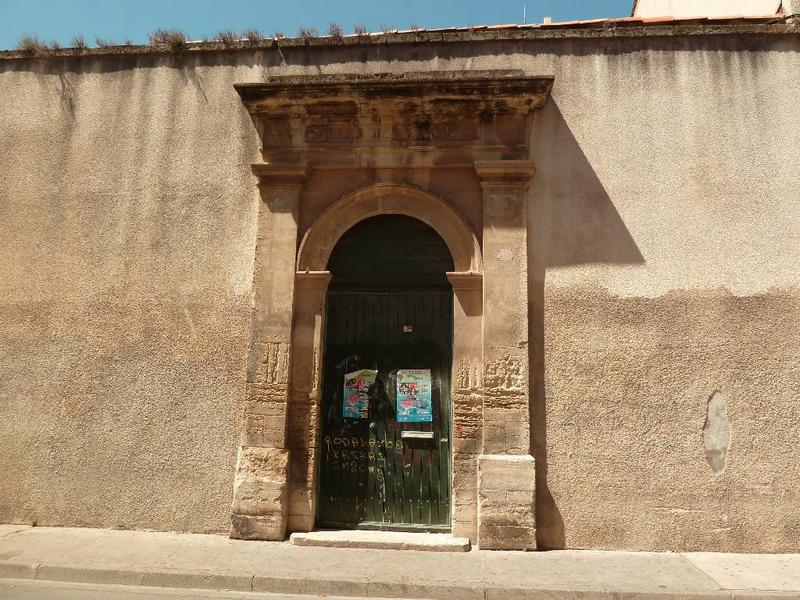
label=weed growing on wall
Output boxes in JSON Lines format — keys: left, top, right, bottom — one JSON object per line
{"left": 70, "top": 34, "right": 87, "bottom": 51}
{"left": 148, "top": 28, "right": 188, "bottom": 51}
{"left": 217, "top": 30, "right": 237, "bottom": 46}
{"left": 298, "top": 27, "right": 319, "bottom": 42}
{"left": 328, "top": 23, "right": 343, "bottom": 41}
{"left": 95, "top": 36, "right": 116, "bottom": 48}
{"left": 243, "top": 29, "right": 263, "bottom": 46}
{"left": 353, "top": 24, "right": 369, "bottom": 41}
{"left": 17, "top": 35, "right": 45, "bottom": 56}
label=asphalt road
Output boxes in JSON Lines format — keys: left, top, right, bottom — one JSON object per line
{"left": 0, "top": 579, "right": 375, "bottom": 600}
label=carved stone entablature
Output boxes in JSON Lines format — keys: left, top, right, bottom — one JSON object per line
{"left": 233, "top": 69, "right": 554, "bottom": 549}
{"left": 235, "top": 71, "right": 554, "bottom": 168}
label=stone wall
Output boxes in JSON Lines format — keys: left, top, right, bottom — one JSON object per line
{"left": 1, "top": 29, "right": 798, "bottom": 550}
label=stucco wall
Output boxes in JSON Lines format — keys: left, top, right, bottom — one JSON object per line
{"left": 0, "top": 55, "right": 262, "bottom": 532}
{"left": 528, "top": 34, "right": 800, "bottom": 551}
{"left": 1, "top": 31, "right": 798, "bottom": 549}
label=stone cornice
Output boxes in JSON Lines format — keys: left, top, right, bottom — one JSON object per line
{"left": 251, "top": 164, "right": 308, "bottom": 187}
{"left": 235, "top": 72, "right": 553, "bottom": 105}
{"left": 474, "top": 160, "right": 536, "bottom": 187}
{"left": 447, "top": 271, "right": 484, "bottom": 290}
{"left": 237, "top": 72, "right": 552, "bottom": 168}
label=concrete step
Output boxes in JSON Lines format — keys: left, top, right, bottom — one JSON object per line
{"left": 289, "top": 530, "right": 471, "bottom": 552}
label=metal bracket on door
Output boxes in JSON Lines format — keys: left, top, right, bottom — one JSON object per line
{"left": 400, "top": 431, "right": 435, "bottom": 440}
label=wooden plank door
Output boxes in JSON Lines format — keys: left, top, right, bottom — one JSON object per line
{"left": 316, "top": 290, "right": 453, "bottom": 530}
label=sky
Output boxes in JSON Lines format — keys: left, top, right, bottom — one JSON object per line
{"left": 0, "top": 0, "right": 633, "bottom": 51}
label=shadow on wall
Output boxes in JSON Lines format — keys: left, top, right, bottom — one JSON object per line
{"left": 528, "top": 100, "right": 645, "bottom": 549}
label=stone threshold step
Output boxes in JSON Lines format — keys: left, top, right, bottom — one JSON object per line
{"left": 289, "top": 530, "right": 471, "bottom": 552}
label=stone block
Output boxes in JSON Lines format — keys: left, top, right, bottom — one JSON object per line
{"left": 288, "top": 447, "right": 313, "bottom": 483}
{"left": 288, "top": 487, "right": 313, "bottom": 517}
{"left": 504, "top": 427, "right": 530, "bottom": 455}
{"left": 478, "top": 454, "right": 535, "bottom": 492}
{"left": 478, "top": 454, "right": 536, "bottom": 551}
{"left": 452, "top": 518, "right": 478, "bottom": 543}
{"left": 452, "top": 491, "right": 477, "bottom": 511}
{"left": 482, "top": 422, "right": 508, "bottom": 454}
{"left": 231, "top": 480, "right": 285, "bottom": 516}
{"left": 230, "top": 446, "right": 290, "bottom": 540}
{"left": 235, "top": 447, "right": 290, "bottom": 480}
{"left": 480, "top": 503, "right": 535, "bottom": 528}
{"left": 478, "top": 525, "right": 536, "bottom": 551}
{"left": 287, "top": 401, "right": 316, "bottom": 447}
{"left": 452, "top": 455, "right": 478, "bottom": 492}
{"left": 230, "top": 514, "right": 286, "bottom": 541}
{"left": 242, "top": 413, "right": 287, "bottom": 447}
{"left": 452, "top": 433, "right": 481, "bottom": 454}
{"left": 287, "top": 513, "right": 314, "bottom": 533}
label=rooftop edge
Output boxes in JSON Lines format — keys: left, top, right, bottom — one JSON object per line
{"left": 0, "top": 17, "right": 797, "bottom": 61}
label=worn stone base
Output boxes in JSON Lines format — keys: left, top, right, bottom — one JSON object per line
{"left": 229, "top": 447, "right": 289, "bottom": 541}
{"left": 230, "top": 514, "right": 285, "bottom": 540}
{"left": 478, "top": 454, "right": 536, "bottom": 550}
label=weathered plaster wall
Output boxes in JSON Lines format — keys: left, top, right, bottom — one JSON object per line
{"left": 1, "top": 32, "right": 798, "bottom": 549}
{"left": 0, "top": 55, "right": 264, "bottom": 532}
{"left": 526, "top": 35, "right": 800, "bottom": 551}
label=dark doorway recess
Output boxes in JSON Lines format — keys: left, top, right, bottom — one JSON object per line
{"left": 317, "top": 215, "right": 455, "bottom": 531}
{"left": 327, "top": 215, "right": 455, "bottom": 291}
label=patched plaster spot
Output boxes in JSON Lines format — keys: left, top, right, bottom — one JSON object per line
{"left": 496, "top": 248, "right": 514, "bottom": 262}
{"left": 703, "top": 391, "right": 731, "bottom": 475}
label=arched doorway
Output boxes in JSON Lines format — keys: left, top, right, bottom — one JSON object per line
{"left": 234, "top": 71, "right": 548, "bottom": 549}
{"left": 316, "top": 215, "right": 455, "bottom": 531}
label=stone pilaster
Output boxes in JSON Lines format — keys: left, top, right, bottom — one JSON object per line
{"left": 448, "top": 272, "right": 483, "bottom": 543}
{"left": 286, "top": 271, "right": 331, "bottom": 532}
{"left": 475, "top": 160, "right": 536, "bottom": 550}
{"left": 230, "top": 164, "right": 307, "bottom": 541}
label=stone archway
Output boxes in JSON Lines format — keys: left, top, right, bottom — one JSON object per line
{"left": 285, "top": 184, "right": 483, "bottom": 537}
{"left": 230, "top": 72, "right": 552, "bottom": 550}
{"left": 297, "top": 183, "right": 482, "bottom": 274}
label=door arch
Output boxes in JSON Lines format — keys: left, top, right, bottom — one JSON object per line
{"left": 297, "top": 184, "right": 482, "bottom": 274}
{"left": 285, "top": 184, "right": 484, "bottom": 540}
{"left": 317, "top": 215, "right": 455, "bottom": 530}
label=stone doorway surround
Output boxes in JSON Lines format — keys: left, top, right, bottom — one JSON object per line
{"left": 229, "top": 71, "right": 553, "bottom": 550}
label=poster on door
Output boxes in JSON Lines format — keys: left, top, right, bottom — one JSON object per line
{"left": 396, "top": 369, "right": 433, "bottom": 422}
{"left": 343, "top": 369, "right": 377, "bottom": 419}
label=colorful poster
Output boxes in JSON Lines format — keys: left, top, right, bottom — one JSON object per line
{"left": 396, "top": 369, "right": 433, "bottom": 423}
{"left": 343, "top": 369, "right": 377, "bottom": 419}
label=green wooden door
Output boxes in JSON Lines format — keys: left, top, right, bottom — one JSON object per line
{"left": 317, "top": 290, "right": 452, "bottom": 530}
{"left": 315, "top": 214, "right": 454, "bottom": 531}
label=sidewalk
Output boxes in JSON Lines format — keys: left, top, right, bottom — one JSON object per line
{"left": 1, "top": 524, "right": 799, "bottom": 599}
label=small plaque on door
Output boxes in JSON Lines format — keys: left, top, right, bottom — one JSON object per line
{"left": 403, "top": 325, "right": 413, "bottom": 333}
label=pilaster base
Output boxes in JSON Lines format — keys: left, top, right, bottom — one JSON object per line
{"left": 478, "top": 454, "right": 536, "bottom": 550}
{"left": 229, "top": 447, "right": 290, "bottom": 541}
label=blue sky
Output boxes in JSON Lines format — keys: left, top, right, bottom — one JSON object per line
{"left": 0, "top": 0, "right": 633, "bottom": 50}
